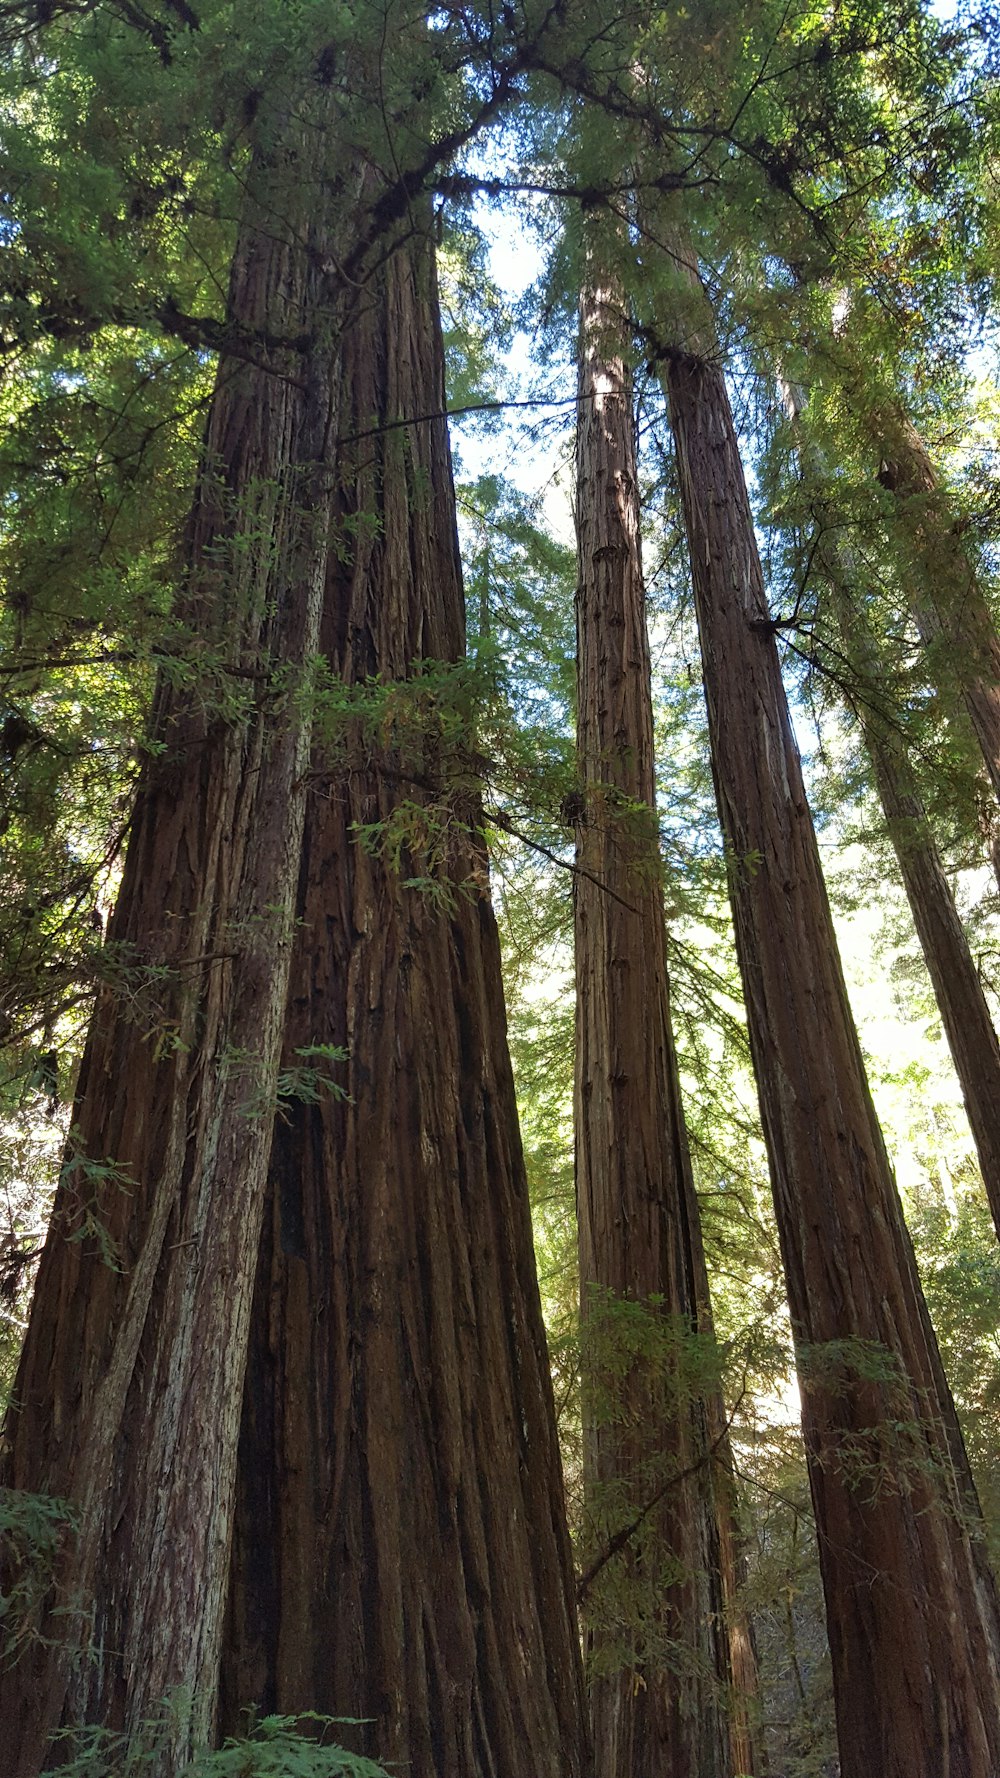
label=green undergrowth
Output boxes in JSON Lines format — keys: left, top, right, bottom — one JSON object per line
{"left": 47, "top": 1713, "right": 390, "bottom": 1777}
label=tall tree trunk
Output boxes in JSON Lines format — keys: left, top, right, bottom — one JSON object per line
{"left": 875, "top": 408, "right": 1000, "bottom": 841}
{"left": 573, "top": 277, "right": 751, "bottom": 1778}
{"left": 785, "top": 285, "right": 1000, "bottom": 885}
{"left": 654, "top": 247, "right": 1000, "bottom": 1778}
{"left": 219, "top": 209, "right": 591, "bottom": 1778}
{"left": 0, "top": 97, "right": 349, "bottom": 1775}
{"left": 783, "top": 380, "right": 1000, "bottom": 1239}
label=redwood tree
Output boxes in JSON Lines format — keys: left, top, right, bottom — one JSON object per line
{"left": 0, "top": 83, "right": 348, "bottom": 1774}
{"left": 573, "top": 272, "right": 753, "bottom": 1778}
{"left": 219, "top": 206, "right": 591, "bottom": 1778}
{"left": 0, "top": 17, "right": 547, "bottom": 1765}
{"left": 782, "top": 379, "right": 1000, "bottom": 1240}
{"left": 874, "top": 406, "right": 1000, "bottom": 881}
{"left": 652, "top": 237, "right": 1000, "bottom": 1778}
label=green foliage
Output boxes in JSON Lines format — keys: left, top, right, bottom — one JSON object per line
{"left": 2, "top": 0, "right": 1000, "bottom": 1770}
{"left": 912, "top": 1189, "right": 1000, "bottom": 1552}
{"left": 744, "top": 1459, "right": 838, "bottom": 1778}
{"left": 274, "top": 1046, "right": 350, "bottom": 1117}
{"left": 439, "top": 215, "right": 514, "bottom": 418}
{"left": 0, "top": 1486, "right": 78, "bottom": 1664}
{"left": 47, "top": 1712, "right": 389, "bottom": 1777}
{"left": 581, "top": 1286, "right": 725, "bottom": 1432}
{"left": 577, "top": 1290, "right": 733, "bottom": 1680}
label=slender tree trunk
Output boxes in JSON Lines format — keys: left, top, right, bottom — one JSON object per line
{"left": 219, "top": 209, "right": 591, "bottom": 1778}
{"left": 876, "top": 409, "right": 1000, "bottom": 827}
{"left": 866, "top": 407, "right": 1000, "bottom": 889}
{"left": 783, "top": 381, "right": 1000, "bottom": 1239}
{"left": 864, "top": 727, "right": 1000, "bottom": 1213}
{"left": 573, "top": 277, "right": 751, "bottom": 1778}
{"left": 0, "top": 98, "right": 349, "bottom": 1775}
{"left": 786, "top": 284, "right": 1000, "bottom": 884}
{"left": 654, "top": 249, "right": 1000, "bottom": 1778}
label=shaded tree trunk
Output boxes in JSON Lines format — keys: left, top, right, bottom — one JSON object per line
{"left": 654, "top": 249, "right": 1000, "bottom": 1778}
{"left": 874, "top": 409, "right": 1000, "bottom": 887}
{"left": 219, "top": 208, "right": 591, "bottom": 1778}
{"left": 783, "top": 380, "right": 1000, "bottom": 1240}
{"left": 0, "top": 97, "right": 350, "bottom": 1775}
{"left": 877, "top": 411, "right": 1000, "bottom": 796}
{"left": 573, "top": 277, "right": 751, "bottom": 1778}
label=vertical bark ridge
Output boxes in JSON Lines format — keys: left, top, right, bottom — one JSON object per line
{"left": 573, "top": 276, "right": 746, "bottom": 1778}
{"left": 0, "top": 100, "right": 353, "bottom": 1775}
{"left": 220, "top": 208, "right": 591, "bottom": 1778}
{"left": 654, "top": 239, "right": 1000, "bottom": 1778}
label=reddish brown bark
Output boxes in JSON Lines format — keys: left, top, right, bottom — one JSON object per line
{"left": 0, "top": 105, "right": 348, "bottom": 1774}
{"left": 219, "top": 213, "right": 591, "bottom": 1778}
{"left": 573, "top": 280, "right": 750, "bottom": 1778}
{"left": 784, "top": 382, "right": 1000, "bottom": 1239}
{"left": 657, "top": 262, "right": 1000, "bottom": 1778}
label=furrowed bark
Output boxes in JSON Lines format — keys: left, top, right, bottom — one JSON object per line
{"left": 0, "top": 98, "right": 350, "bottom": 1774}
{"left": 219, "top": 209, "right": 591, "bottom": 1778}
{"left": 655, "top": 244, "right": 1000, "bottom": 1778}
{"left": 573, "top": 276, "right": 750, "bottom": 1778}
{"left": 783, "top": 380, "right": 1000, "bottom": 1242}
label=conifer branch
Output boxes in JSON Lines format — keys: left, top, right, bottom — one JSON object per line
{"left": 575, "top": 1385, "right": 748, "bottom": 1605}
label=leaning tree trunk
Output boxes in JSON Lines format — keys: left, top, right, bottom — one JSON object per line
{"left": 875, "top": 407, "right": 1000, "bottom": 886}
{"left": 219, "top": 207, "right": 591, "bottom": 1778}
{"left": 848, "top": 679, "right": 1000, "bottom": 1228}
{"left": 654, "top": 248, "right": 1000, "bottom": 1778}
{"left": 573, "top": 276, "right": 751, "bottom": 1778}
{"left": 0, "top": 94, "right": 349, "bottom": 1775}
{"left": 782, "top": 380, "right": 1000, "bottom": 1239}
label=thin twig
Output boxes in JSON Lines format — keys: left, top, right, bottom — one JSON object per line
{"left": 486, "top": 807, "right": 640, "bottom": 914}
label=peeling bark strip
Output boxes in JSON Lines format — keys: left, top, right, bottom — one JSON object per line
{"left": 219, "top": 210, "right": 591, "bottom": 1778}
{"left": 657, "top": 248, "right": 1000, "bottom": 1778}
{"left": 573, "top": 277, "right": 748, "bottom": 1778}
{"left": 0, "top": 96, "right": 352, "bottom": 1775}
{"left": 783, "top": 380, "right": 1000, "bottom": 1245}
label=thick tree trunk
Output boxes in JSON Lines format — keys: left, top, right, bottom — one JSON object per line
{"left": 219, "top": 212, "right": 591, "bottom": 1778}
{"left": 0, "top": 103, "right": 348, "bottom": 1775}
{"left": 783, "top": 381, "right": 1000, "bottom": 1238}
{"left": 875, "top": 409, "right": 1000, "bottom": 883}
{"left": 656, "top": 259, "right": 1000, "bottom": 1778}
{"left": 573, "top": 279, "right": 749, "bottom": 1778}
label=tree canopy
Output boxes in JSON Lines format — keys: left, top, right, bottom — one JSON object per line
{"left": 2, "top": 1, "right": 1000, "bottom": 1774}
